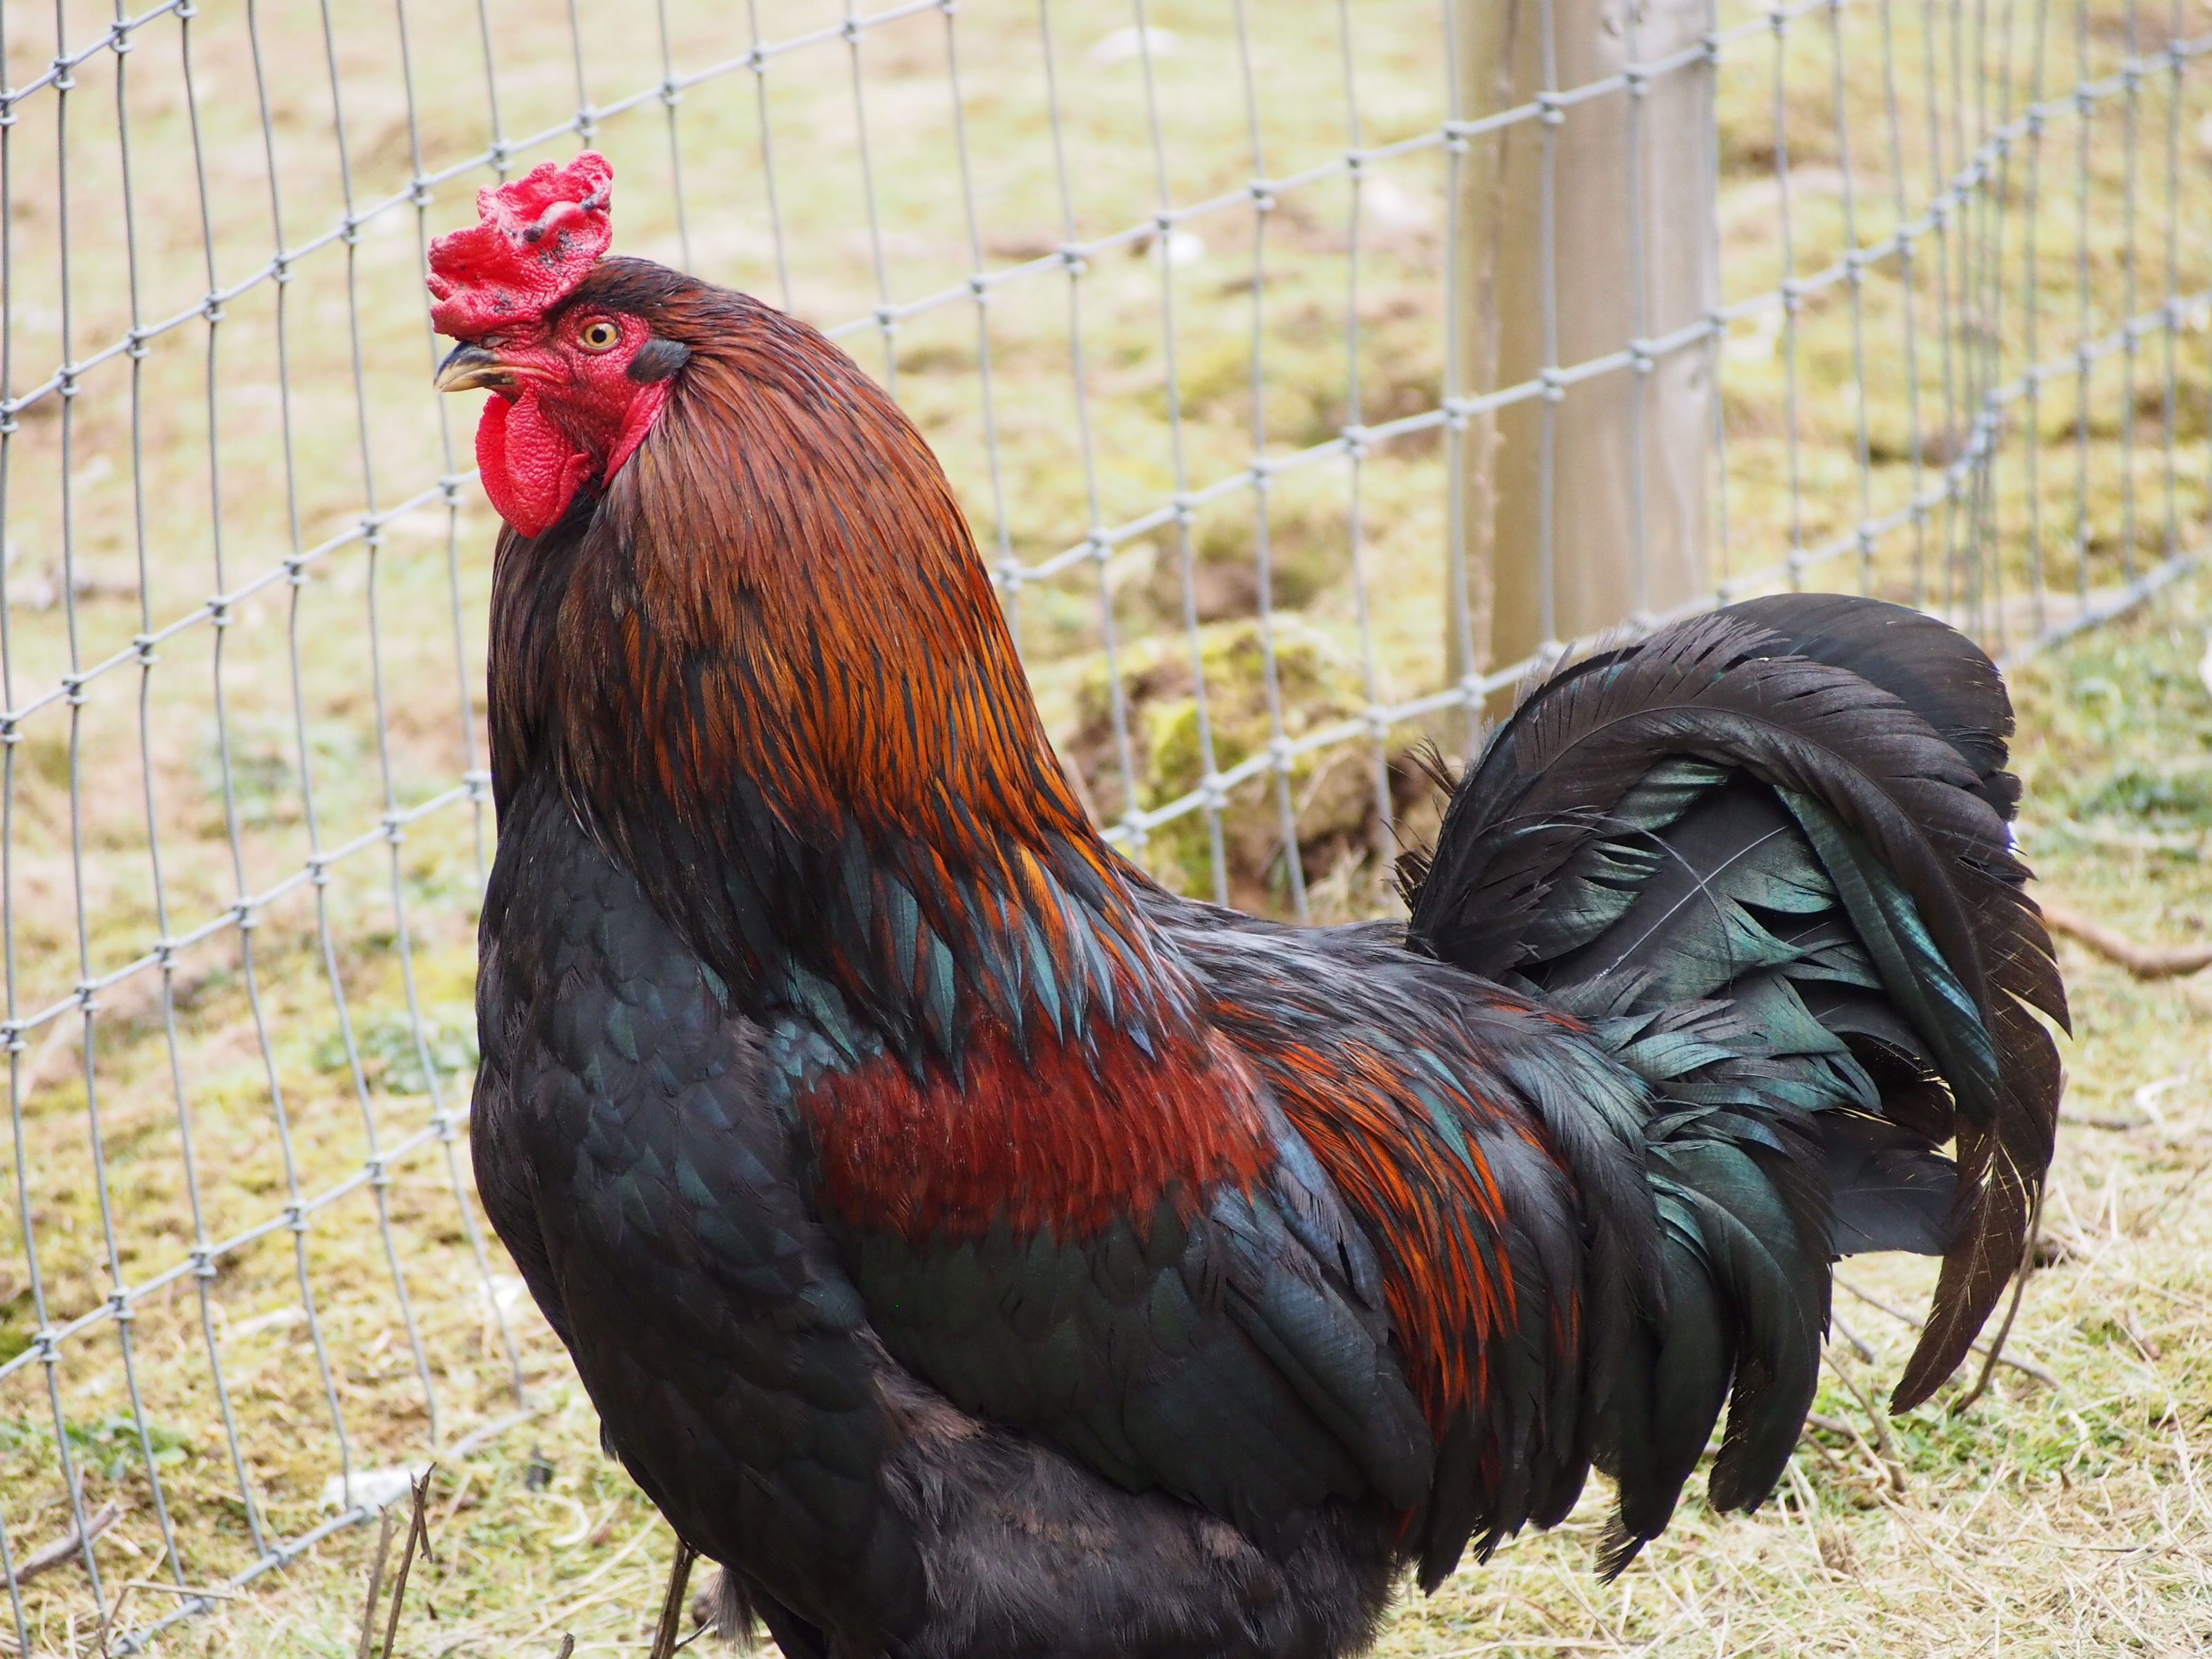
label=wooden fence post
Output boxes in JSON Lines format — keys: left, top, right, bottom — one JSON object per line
{"left": 1453, "top": 0, "right": 1718, "bottom": 684}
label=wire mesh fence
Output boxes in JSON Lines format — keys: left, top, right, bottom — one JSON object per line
{"left": 0, "top": 0, "right": 2202, "bottom": 1651}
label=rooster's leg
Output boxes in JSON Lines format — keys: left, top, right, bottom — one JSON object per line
{"left": 646, "top": 1538, "right": 697, "bottom": 1659}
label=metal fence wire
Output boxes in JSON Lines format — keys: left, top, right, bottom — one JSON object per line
{"left": 0, "top": 0, "right": 2202, "bottom": 1649}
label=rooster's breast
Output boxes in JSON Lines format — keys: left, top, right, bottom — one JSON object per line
{"left": 471, "top": 768, "right": 925, "bottom": 1646}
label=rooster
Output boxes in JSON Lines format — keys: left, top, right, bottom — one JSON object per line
{"left": 436, "top": 156, "right": 2063, "bottom": 1659}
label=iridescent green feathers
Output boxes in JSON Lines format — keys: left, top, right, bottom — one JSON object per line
{"left": 1407, "top": 595, "right": 2064, "bottom": 1566}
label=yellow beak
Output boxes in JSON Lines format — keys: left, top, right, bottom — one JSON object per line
{"left": 435, "top": 341, "right": 540, "bottom": 393}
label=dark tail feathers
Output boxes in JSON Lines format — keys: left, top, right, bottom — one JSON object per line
{"left": 1405, "top": 595, "right": 2064, "bottom": 1570}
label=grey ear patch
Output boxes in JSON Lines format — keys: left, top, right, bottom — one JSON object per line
{"left": 628, "top": 337, "right": 693, "bottom": 383}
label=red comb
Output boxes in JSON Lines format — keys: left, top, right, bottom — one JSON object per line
{"left": 427, "top": 152, "right": 615, "bottom": 337}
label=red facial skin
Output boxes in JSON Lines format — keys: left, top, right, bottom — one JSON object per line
{"left": 469, "top": 309, "right": 669, "bottom": 538}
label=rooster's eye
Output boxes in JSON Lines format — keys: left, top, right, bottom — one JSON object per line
{"left": 577, "top": 320, "right": 621, "bottom": 353}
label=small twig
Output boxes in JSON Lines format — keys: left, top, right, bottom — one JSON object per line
{"left": 2101, "top": 1266, "right": 2212, "bottom": 1319}
{"left": 2062, "top": 1111, "right": 2159, "bottom": 1132}
{"left": 1828, "top": 1311, "right": 1876, "bottom": 1365}
{"left": 4, "top": 1501, "right": 122, "bottom": 1590}
{"left": 2041, "top": 901, "right": 2212, "bottom": 980}
{"left": 1806, "top": 1403, "right": 1896, "bottom": 1494}
{"left": 96, "top": 1582, "right": 133, "bottom": 1659}
{"left": 1798, "top": 1418, "right": 1848, "bottom": 1472}
{"left": 356, "top": 1504, "right": 402, "bottom": 1659}
{"left": 646, "top": 1539, "right": 697, "bottom": 1659}
{"left": 2118, "top": 1305, "right": 2164, "bottom": 1364}
{"left": 1833, "top": 1276, "right": 2059, "bottom": 1387}
{"left": 379, "top": 1468, "right": 437, "bottom": 1659}
{"left": 1953, "top": 1184, "right": 2044, "bottom": 1414}
{"left": 115, "top": 1580, "right": 239, "bottom": 1601}
{"left": 1822, "top": 1346, "right": 1908, "bottom": 1494}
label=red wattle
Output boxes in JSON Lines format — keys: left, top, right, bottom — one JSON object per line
{"left": 606, "top": 381, "right": 672, "bottom": 481}
{"left": 476, "top": 388, "right": 593, "bottom": 538}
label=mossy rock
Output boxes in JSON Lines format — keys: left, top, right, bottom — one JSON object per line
{"left": 1067, "top": 616, "right": 1403, "bottom": 903}
{"left": 1138, "top": 484, "right": 1351, "bottom": 626}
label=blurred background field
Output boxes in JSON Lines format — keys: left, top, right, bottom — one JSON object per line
{"left": 0, "top": 0, "right": 2204, "bottom": 1652}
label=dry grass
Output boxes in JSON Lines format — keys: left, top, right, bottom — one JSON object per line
{"left": 0, "top": 0, "right": 2207, "bottom": 1653}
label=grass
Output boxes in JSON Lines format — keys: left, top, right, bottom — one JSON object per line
{"left": 0, "top": 0, "right": 2206, "bottom": 1653}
